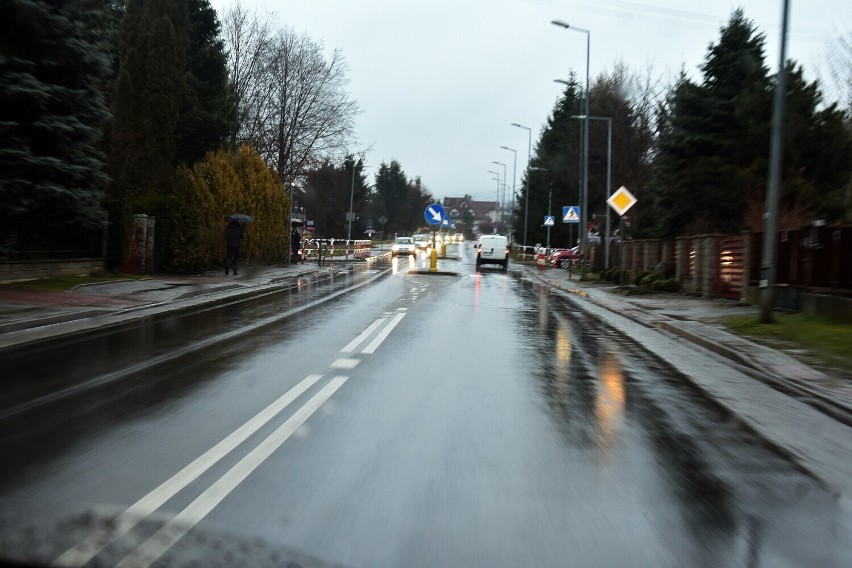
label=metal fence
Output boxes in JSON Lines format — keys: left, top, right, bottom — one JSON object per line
{"left": 749, "top": 226, "right": 852, "bottom": 291}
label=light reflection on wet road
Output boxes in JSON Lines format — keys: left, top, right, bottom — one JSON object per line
{"left": 1, "top": 255, "right": 850, "bottom": 567}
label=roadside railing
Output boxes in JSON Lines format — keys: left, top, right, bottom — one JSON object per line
{"left": 301, "top": 239, "right": 373, "bottom": 263}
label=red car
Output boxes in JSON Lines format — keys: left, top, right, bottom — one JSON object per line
{"left": 549, "top": 247, "right": 579, "bottom": 269}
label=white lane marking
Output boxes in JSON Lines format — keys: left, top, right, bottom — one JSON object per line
{"left": 361, "top": 312, "right": 406, "bottom": 354}
{"left": 331, "top": 358, "right": 360, "bottom": 369}
{"left": 52, "top": 374, "right": 325, "bottom": 567}
{"left": 340, "top": 318, "right": 386, "bottom": 353}
{"left": 115, "top": 376, "right": 349, "bottom": 568}
{"left": 7, "top": 267, "right": 391, "bottom": 421}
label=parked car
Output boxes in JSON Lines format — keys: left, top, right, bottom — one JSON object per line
{"left": 391, "top": 236, "right": 417, "bottom": 257}
{"left": 550, "top": 247, "right": 579, "bottom": 269}
{"left": 474, "top": 234, "right": 510, "bottom": 272}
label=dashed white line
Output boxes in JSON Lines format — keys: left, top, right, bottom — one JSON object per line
{"left": 331, "top": 358, "right": 360, "bottom": 369}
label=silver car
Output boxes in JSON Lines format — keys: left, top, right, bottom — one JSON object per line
{"left": 391, "top": 236, "right": 417, "bottom": 257}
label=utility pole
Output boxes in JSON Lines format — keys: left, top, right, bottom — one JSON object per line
{"left": 759, "top": 0, "right": 790, "bottom": 324}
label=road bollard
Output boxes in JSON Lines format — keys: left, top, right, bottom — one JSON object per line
{"left": 430, "top": 247, "right": 438, "bottom": 272}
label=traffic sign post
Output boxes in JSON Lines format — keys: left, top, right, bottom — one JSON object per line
{"left": 424, "top": 204, "right": 446, "bottom": 225}
{"left": 606, "top": 186, "right": 637, "bottom": 286}
{"left": 562, "top": 206, "right": 580, "bottom": 223}
{"left": 607, "top": 186, "right": 637, "bottom": 217}
{"left": 378, "top": 215, "right": 388, "bottom": 251}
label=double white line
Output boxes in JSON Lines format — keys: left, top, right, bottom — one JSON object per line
{"left": 55, "top": 311, "right": 407, "bottom": 568}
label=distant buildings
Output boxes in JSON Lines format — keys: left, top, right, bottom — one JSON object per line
{"left": 442, "top": 195, "right": 500, "bottom": 226}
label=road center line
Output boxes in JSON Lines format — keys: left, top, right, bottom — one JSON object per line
{"left": 362, "top": 312, "right": 406, "bottom": 354}
{"left": 340, "top": 317, "right": 386, "bottom": 353}
{"left": 52, "top": 374, "right": 325, "bottom": 568}
{"left": 115, "top": 376, "right": 349, "bottom": 568}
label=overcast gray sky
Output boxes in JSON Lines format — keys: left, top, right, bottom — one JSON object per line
{"left": 211, "top": 0, "right": 850, "bottom": 203}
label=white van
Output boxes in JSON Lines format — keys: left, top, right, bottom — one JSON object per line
{"left": 474, "top": 235, "right": 509, "bottom": 272}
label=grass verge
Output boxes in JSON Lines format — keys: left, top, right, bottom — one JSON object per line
{"left": 723, "top": 313, "right": 852, "bottom": 375}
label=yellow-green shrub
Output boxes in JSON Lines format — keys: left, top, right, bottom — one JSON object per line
{"left": 167, "top": 146, "right": 290, "bottom": 273}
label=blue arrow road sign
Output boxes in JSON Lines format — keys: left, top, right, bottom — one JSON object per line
{"left": 424, "top": 204, "right": 446, "bottom": 225}
{"left": 544, "top": 215, "right": 555, "bottom": 227}
{"left": 562, "top": 206, "right": 580, "bottom": 223}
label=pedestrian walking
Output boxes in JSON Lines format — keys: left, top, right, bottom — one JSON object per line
{"left": 224, "top": 219, "right": 244, "bottom": 275}
{"left": 291, "top": 229, "right": 302, "bottom": 263}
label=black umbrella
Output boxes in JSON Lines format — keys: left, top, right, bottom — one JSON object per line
{"left": 228, "top": 214, "right": 255, "bottom": 223}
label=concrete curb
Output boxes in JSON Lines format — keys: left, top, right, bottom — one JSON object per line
{"left": 522, "top": 268, "right": 852, "bottom": 496}
{"left": 0, "top": 268, "right": 325, "bottom": 354}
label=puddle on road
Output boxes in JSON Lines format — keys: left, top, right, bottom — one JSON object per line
{"left": 513, "top": 278, "right": 851, "bottom": 566}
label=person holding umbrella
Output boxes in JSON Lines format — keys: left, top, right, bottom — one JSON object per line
{"left": 291, "top": 228, "right": 302, "bottom": 264}
{"left": 224, "top": 214, "right": 251, "bottom": 275}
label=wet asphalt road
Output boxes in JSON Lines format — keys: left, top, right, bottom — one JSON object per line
{"left": 1, "top": 250, "right": 851, "bottom": 567}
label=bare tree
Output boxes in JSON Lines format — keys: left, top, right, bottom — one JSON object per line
{"left": 221, "top": 2, "right": 275, "bottom": 146}
{"left": 826, "top": 31, "right": 852, "bottom": 122}
{"left": 221, "top": 2, "right": 360, "bottom": 182}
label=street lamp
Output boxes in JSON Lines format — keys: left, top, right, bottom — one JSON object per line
{"left": 552, "top": 19, "right": 590, "bottom": 278}
{"left": 347, "top": 161, "right": 374, "bottom": 244}
{"left": 289, "top": 181, "right": 297, "bottom": 264}
{"left": 487, "top": 170, "right": 501, "bottom": 228}
{"left": 528, "top": 166, "right": 550, "bottom": 254}
{"left": 571, "top": 114, "right": 612, "bottom": 268}
{"left": 510, "top": 122, "right": 533, "bottom": 249}
{"left": 492, "top": 160, "right": 507, "bottom": 216}
{"left": 347, "top": 160, "right": 360, "bottom": 242}
{"left": 499, "top": 146, "right": 517, "bottom": 241}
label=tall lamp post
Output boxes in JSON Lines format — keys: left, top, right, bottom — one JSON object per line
{"left": 510, "top": 122, "right": 532, "bottom": 249}
{"left": 347, "top": 160, "right": 360, "bottom": 242}
{"left": 571, "top": 114, "right": 612, "bottom": 268}
{"left": 347, "top": 162, "right": 374, "bottom": 245}
{"left": 492, "top": 161, "right": 507, "bottom": 226}
{"left": 487, "top": 170, "right": 501, "bottom": 230}
{"left": 288, "top": 181, "right": 297, "bottom": 264}
{"left": 552, "top": 19, "right": 590, "bottom": 277}
{"left": 528, "top": 166, "right": 549, "bottom": 254}
{"left": 499, "top": 146, "right": 517, "bottom": 241}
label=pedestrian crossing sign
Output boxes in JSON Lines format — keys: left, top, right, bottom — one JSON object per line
{"left": 544, "top": 215, "right": 555, "bottom": 226}
{"left": 562, "top": 206, "right": 580, "bottom": 223}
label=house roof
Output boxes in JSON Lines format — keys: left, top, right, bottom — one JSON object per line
{"left": 442, "top": 195, "right": 496, "bottom": 221}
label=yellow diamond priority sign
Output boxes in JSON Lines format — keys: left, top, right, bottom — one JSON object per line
{"left": 607, "top": 186, "right": 637, "bottom": 217}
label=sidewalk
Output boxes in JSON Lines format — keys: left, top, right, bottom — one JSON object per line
{"left": 526, "top": 265, "right": 852, "bottom": 495}
{"left": 0, "top": 262, "right": 329, "bottom": 352}
{"left": 526, "top": 266, "right": 852, "bottom": 421}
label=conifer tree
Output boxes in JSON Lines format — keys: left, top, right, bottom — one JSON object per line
{"left": 0, "top": 0, "right": 112, "bottom": 253}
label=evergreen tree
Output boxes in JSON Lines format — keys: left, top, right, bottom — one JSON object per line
{"left": 371, "top": 160, "right": 431, "bottom": 235}
{"left": 106, "top": 0, "right": 188, "bottom": 267}
{"left": 515, "top": 75, "right": 584, "bottom": 248}
{"left": 649, "top": 9, "right": 852, "bottom": 236}
{"left": 771, "top": 63, "right": 851, "bottom": 225}
{"left": 175, "top": 0, "right": 237, "bottom": 165}
{"left": 0, "top": 0, "right": 112, "bottom": 255}
{"left": 301, "top": 157, "right": 368, "bottom": 239}
{"left": 109, "top": 0, "right": 188, "bottom": 198}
